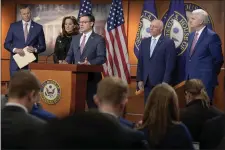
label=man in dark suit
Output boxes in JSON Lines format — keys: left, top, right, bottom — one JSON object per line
{"left": 94, "top": 76, "right": 135, "bottom": 128}
{"left": 4, "top": 4, "right": 46, "bottom": 77}
{"left": 62, "top": 13, "right": 106, "bottom": 108}
{"left": 1, "top": 70, "right": 46, "bottom": 149}
{"left": 136, "top": 19, "right": 176, "bottom": 102}
{"left": 186, "top": 9, "right": 224, "bottom": 101}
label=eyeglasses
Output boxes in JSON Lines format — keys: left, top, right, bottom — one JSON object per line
{"left": 78, "top": 21, "right": 91, "bottom": 24}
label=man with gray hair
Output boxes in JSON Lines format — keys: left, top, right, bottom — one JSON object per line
{"left": 136, "top": 19, "right": 177, "bottom": 103}
{"left": 186, "top": 9, "right": 224, "bottom": 102}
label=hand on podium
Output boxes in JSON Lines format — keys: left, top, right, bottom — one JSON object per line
{"left": 138, "top": 81, "right": 144, "bottom": 90}
{"left": 78, "top": 57, "right": 90, "bottom": 65}
{"left": 60, "top": 60, "right": 68, "bottom": 64}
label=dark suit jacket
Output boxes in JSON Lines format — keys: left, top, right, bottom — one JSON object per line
{"left": 139, "top": 123, "right": 194, "bottom": 149}
{"left": 1, "top": 95, "right": 56, "bottom": 121}
{"left": 34, "top": 111, "right": 148, "bottom": 149}
{"left": 1, "top": 105, "right": 46, "bottom": 149}
{"left": 4, "top": 20, "right": 46, "bottom": 76}
{"left": 136, "top": 35, "right": 176, "bottom": 86}
{"left": 200, "top": 115, "right": 225, "bottom": 149}
{"left": 180, "top": 99, "right": 224, "bottom": 142}
{"left": 186, "top": 27, "right": 224, "bottom": 87}
{"left": 65, "top": 32, "right": 106, "bottom": 65}
{"left": 119, "top": 117, "right": 135, "bottom": 128}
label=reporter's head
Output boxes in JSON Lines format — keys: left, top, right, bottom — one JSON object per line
{"left": 8, "top": 70, "right": 41, "bottom": 111}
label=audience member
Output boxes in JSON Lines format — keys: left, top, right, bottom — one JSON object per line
{"left": 34, "top": 111, "right": 149, "bottom": 149}
{"left": 1, "top": 70, "right": 46, "bottom": 149}
{"left": 1, "top": 94, "right": 57, "bottom": 121}
{"left": 180, "top": 79, "right": 225, "bottom": 148}
{"left": 137, "top": 83, "right": 194, "bottom": 149}
{"left": 94, "top": 76, "right": 135, "bottom": 128}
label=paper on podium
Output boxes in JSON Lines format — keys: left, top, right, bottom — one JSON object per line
{"left": 13, "top": 47, "right": 36, "bottom": 69}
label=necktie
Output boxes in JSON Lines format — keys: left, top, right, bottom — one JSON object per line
{"left": 150, "top": 38, "right": 157, "bottom": 57}
{"left": 80, "top": 35, "right": 86, "bottom": 54}
{"left": 190, "top": 32, "right": 199, "bottom": 56}
{"left": 24, "top": 22, "right": 28, "bottom": 42}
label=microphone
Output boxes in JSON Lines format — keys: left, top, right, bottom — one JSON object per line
{"left": 45, "top": 52, "right": 54, "bottom": 64}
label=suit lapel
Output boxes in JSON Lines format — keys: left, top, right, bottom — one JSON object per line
{"left": 81, "top": 32, "right": 95, "bottom": 57}
{"left": 150, "top": 35, "right": 164, "bottom": 59}
{"left": 190, "top": 27, "right": 207, "bottom": 57}
{"left": 26, "top": 21, "right": 35, "bottom": 44}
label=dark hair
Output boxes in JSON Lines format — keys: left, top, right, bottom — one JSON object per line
{"left": 19, "top": 4, "right": 30, "bottom": 10}
{"left": 8, "top": 70, "right": 41, "bottom": 99}
{"left": 79, "top": 13, "right": 95, "bottom": 28}
{"left": 61, "top": 16, "right": 79, "bottom": 37}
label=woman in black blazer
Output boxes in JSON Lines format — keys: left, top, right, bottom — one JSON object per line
{"left": 53, "top": 16, "right": 79, "bottom": 63}
{"left": 137, "top": 83, "right": 194, "bottom": 149}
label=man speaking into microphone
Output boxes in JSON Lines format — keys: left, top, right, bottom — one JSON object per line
{"left": 61, "top": 14, "right": 106, "bottom": 109}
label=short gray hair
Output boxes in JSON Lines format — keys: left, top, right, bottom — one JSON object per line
{"left": 192, "top": 9, "right": 209, "bottom": 25}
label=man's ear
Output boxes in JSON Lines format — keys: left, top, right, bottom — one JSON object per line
{"left": 93, "top": 95, "right": 100, "bottom": 106}
{"left": 27, "top": 90, "right": 35, "bottom": 102}
{"left": 90, "top": 22, "right": 94, "bottom": 27}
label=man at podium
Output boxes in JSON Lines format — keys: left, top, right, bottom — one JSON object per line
{"left": 61, "top": 14, "right": 106, "bottom": 109}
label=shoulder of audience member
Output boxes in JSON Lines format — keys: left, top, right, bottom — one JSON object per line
{"left": 28, "top": 113, "right": 47, "bottom": 125}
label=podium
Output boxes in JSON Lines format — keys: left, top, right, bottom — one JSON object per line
{"left": 174, "top": 81, "right": 186, "bottom": 108}
{"left": 29, "top": 63, "right": 103, "bottom": 118}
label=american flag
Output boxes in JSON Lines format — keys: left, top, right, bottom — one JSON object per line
{"left": 103, "top": 0, "right": 131, "bottom": 84}
{"left": 78, "top": 0, "right": 92, "bottom": 18}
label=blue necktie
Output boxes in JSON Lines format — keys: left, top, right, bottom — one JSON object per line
{"left": 150, "top": 38, "right": 157, "bottom": 57}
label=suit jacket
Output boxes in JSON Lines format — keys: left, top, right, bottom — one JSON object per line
{"left": 119, "top": 117, "right": 135, "bottom": 128}
{"left": 186, "top": 27, "right": 224, "bottom": 87}
{"left": 136, "top": 35, "right": 176, "bottom": 86}
{"left": 65, "top": 31, "right": 106, "bottom": 84}
{"left": 200, "top": 115, "right": 225, "bottom": 149}
{"left": 139, "top": 123, "right": 194, "bottom": 149}
{"left": 33, "top": 111, "right": 148, "bottom": 149}
{"left": 65, "top": 32, "right": 106, "bottom": 65}
{"left": 180, "top": 99, "right": 224, "bottom": 142}
{"left": 1, "top": 95, "right": 56, "bottom": 121}
{"left": 4, "top": 20, "right": 46, "bottom": 76}
{"left": 1, "top": 106, "right": 46, "bottom": 149}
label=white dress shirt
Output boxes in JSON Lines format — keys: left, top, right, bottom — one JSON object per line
{"left": 150, "top": 34, "right": 161, "bottom": 57}
{"left": 195, "top": 26, "right": 206, "bottom": 41}
{"left": 13, "top": 19, "right": 37, "bottom": 53}
{"left": 80, "top": 30, "right": 93, "bottom": 46}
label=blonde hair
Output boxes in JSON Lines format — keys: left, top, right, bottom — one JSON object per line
{"left": 184, "top": 79, "right": 210, "bottom": 107}
{"left": 138, "top": 83, "right": 179, "bottom": 145}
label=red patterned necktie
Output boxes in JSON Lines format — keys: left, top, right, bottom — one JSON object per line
{"left": 190, "top": 32, "right": 199, "bottom": 56}
{"left": 24, "top": 22, "right": 28, "bottom": 42}
{"left": 80, "top": 35, "right": 86, "bottom": 54}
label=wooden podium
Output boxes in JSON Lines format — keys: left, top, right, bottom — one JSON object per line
{"left": 29, "top": 63, "right": 103, "bottom": 118}
{"left": 174, "top": 81, "right": 186, "bottom": 108}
